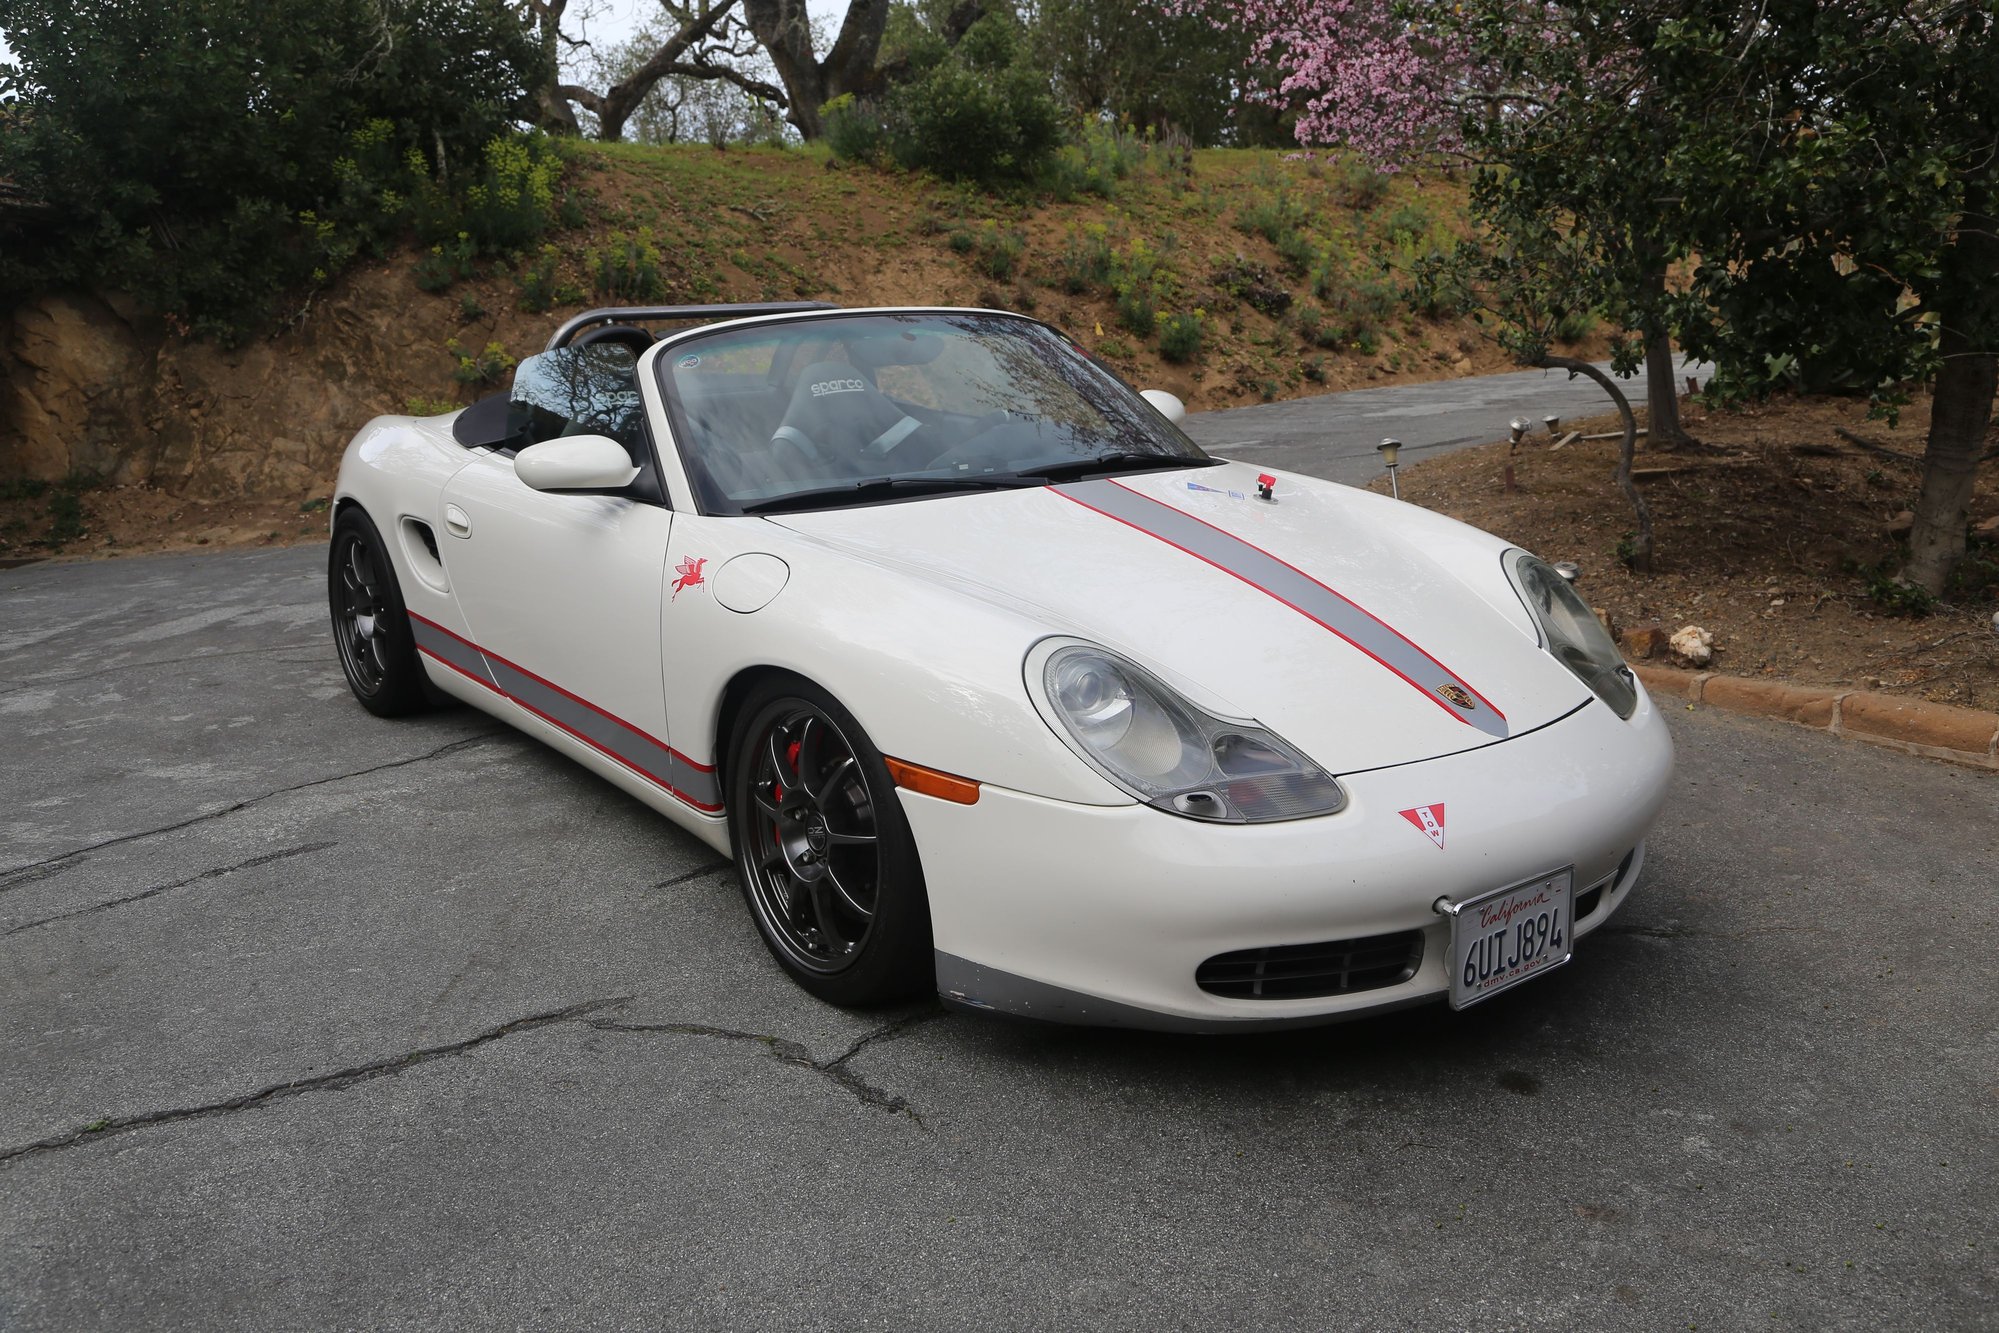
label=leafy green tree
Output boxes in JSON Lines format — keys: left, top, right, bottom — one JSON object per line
{"left": 0, "top": 0, "right": 538, "bottom": 332}
{"left": 1026, "top": 0, "right": 1285, "bottom": 146}
{"left": 881, "top": 11, "right": 1063, "bottom": 182}
{"left": 1662, "top": 2, "right": 1998, "bottom": 595}
{"left": 1184, "top": 0, "right": 1997, "bottom": 593}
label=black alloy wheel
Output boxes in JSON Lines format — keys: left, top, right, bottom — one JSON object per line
{"left": 328, "top": 507, "right": 430, "bottom": 717}
{"left": 729, "top": 677, "right": 931, "bottom": 1006}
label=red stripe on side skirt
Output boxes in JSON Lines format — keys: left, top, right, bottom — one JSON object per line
{"left": 407, "top": 612, "right": 715, "bottom": 773}
{"left": 411, "top": 623, "right": 723, "bottom": 814}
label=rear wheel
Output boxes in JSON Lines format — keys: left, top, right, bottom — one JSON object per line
{"left": 328, "top": 507, "right": 430, "bottom": 718}
{"left": 727, "top": 676, "right": 932, "bottom": 1006}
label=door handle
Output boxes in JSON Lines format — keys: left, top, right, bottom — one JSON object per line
{"left": 444, "top": 504, "right": 473, "bottom": 539}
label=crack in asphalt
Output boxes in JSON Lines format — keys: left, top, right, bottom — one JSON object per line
{"left": 0, "top": 997, "right": 631, "bottom": 1166}
{"left": 590, "top": 1008, "right": 949, "bottom": 1128}
{"left": 3, "top": 842, "right": 337, "bottom": 937}
{"left": 0, "top": 732, "right": 506, "bottom": 892}
{"left": 1593, "top": 923, "right": 1825, "bottom": 941}
{"left": 0, "top": 1001, "right": 947, "bottom": 1165}
{"left": 0, "top": 641, "right": 329, "bottom": 699}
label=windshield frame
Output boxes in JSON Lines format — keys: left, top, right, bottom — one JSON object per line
{"left": 647, "top": 308, "right": 1215, "bottom": 517}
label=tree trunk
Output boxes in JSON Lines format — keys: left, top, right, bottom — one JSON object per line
{"left": 1639, "top": 261, "right": 1691, "bottom": 450}
{"left": 1905, "top": 322, "right": 1997, "bottom": 595}
{"left": 1644, "top": 324, "right": 1689, "bottom": 448}
{"left": 1541, "top": 354, "right": 1654, "bottom": 572}
{"left": 744, "top": 0, "right": 888, "bottom": 138}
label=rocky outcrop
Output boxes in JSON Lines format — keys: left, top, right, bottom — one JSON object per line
{"left": 1, "top": 266, "right": 468, "bottom": 499}
{"left": 1, "top": 292, "right": 163, "bottom": 484}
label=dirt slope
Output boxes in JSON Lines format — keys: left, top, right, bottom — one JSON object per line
{"left": 0, "top": 143, "right": 1580, "bottom": 513}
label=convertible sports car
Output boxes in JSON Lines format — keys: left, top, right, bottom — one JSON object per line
{"left": 330, "top": 302, "right": 1673, "bottom": 1031}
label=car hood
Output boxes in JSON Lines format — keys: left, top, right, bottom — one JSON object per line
{"left": 767, "top": 461, "right": 1592, "bottom": 774}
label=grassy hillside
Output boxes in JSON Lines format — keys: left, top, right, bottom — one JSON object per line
{"left": 1, "top": 138, "right": 1610, "bottom": 552}
{"left": 425, "top": 139, "right": 1579, "bottom": 413}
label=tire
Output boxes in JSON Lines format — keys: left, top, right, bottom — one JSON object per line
{"left": 727, "top": 675, "right": 933, "bottom": 1007}
{"left": 328, "top": 506, "right": 431, "bottom": 718}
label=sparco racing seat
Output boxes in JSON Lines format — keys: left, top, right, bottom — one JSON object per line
{"left": 769, "top": 361, "right": 927, "bottom": 479}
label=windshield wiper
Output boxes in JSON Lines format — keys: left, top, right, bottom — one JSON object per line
{"left": 1009, "top": 452, "right": 1219, "bottom": 483}
{"left": 737, "top": 474, "right": 1040, "bottom": 515}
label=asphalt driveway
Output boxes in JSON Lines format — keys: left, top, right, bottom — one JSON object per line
{"left": 3, "top": 372, "right": 1993, "bottom": 1330}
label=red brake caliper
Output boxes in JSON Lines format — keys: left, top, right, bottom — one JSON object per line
{"left": 772, "top": 738, "right": 803, "bottom": 844}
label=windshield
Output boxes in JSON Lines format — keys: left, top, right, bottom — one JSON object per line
{"left": 657, "top": 311, "right": 1212, "bottom": 514}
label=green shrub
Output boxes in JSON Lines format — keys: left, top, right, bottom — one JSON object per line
{"left": 592, "top": 230, "right": 665, "bottom": 300}
{"left": 823, "top": 94, "right": 889, "bottom": 164}
{"left": 415, "top": 233, "right": 479, "bottom": 292}
{"left": 45, "top": 492, "right": 86, "bottom": 546}
{"left": 1236, "top": 192, "right": 1313, "bottom": 246}
{"left": 1859, "top": 560, "right": 1937, "bottom": 617}
{"left": 1376, "top": 201, "right": 1432, "bottom": 246}
{"left": 971, "top": 223, "right": 1027, "bottom": 280}
{"left": 447, "top": 338, "right": 515, "bottom": 388}
{"left": 0, "top": 0, "right": 542, "bottom": 337}
{"left": 1060, "top": 225, "right": 1117, "bottom": 293}
{"left": 1333, "top": 158, "right": 1391, "bottom": 210}
{"left": 1274, "top": 228, "right": 1318, "bottom": 278}
{"left": 420, "top": 133, "right": 563, "bottom": 253}
{"left": 884, "top": 18, "right": 1064, "bottom": 184}
{"left": 1039, "top": 119, "right": 1147, "bottom": 201}
{"left": 516, "top": 245, "right": 562, "bottom": 312}
{"left": 1159, "top": 311, "right": 1205, "bottom": 363}
{"left": 1117, "top": 289, "right": 1158, "bottom": 336}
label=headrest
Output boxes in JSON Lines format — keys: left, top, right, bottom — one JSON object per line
{"left": 846, "top": 329, "right": 945, "bottom": 370}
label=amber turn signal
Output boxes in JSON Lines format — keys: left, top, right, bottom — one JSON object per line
{"left": 884, "top": 756, "right": 980, "bottom": 805}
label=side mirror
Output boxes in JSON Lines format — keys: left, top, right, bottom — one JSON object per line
{"left": 514, "top": 435, "right": 640, "bottom": 493}
{"left": 1140, "top": 389, "right": 1187, "bottom": 425}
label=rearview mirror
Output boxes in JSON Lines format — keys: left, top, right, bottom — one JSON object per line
{"left": 514, "top": 435, "right": 640, "bottom": 493}
{"left": 1140, "top": 389, "right": 1187, "bottom": 424}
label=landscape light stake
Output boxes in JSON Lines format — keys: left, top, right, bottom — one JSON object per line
{"left": 1505, "top": 418, "right": 1528, "bottom": 493}
{"left": 1376, "top": 438, "right": 1402, "bottom": 499}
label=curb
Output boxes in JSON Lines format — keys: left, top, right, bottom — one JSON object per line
{"left": 1630, "top": 664, "right": 1999, "bottom": 772}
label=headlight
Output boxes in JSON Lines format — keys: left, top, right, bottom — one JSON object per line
{"left": 1034, "top": 642, "right": 1346, "bottom": 822}
{"left": 1503, "top": 549, "right": 1637, "bottom": 718}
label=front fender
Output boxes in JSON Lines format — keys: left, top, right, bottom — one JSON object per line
{"left": 660, "top": 515, "right": 1131, "bottom": 808}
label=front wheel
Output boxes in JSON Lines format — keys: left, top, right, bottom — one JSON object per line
{"left": 727, "top": 676, "right": 932, "bottom": 1006}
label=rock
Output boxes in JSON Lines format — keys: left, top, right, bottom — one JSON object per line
{"left": 1593, "top": 606, "right": 1617, "bottom": 641}
{"left": 1620, "top": 620, "right": 1668, "bottom": 659}
{"left": 1669, "top": 624, "right": 1715, "bottom": 666}
{"left": 1886, "top": 510, "right": 1915, "bottom": 538}
{"left": 1976, "top": 514, "right": 1999, "bottom": 537}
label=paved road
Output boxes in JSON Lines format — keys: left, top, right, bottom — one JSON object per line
{"left": 1182, "top": 356, "right": 1706, "bottom": 486}
{"left": 4, "top": 379, "right": 1994, "bottom": 1330}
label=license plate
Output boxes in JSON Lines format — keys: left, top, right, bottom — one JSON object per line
{"left": 1441, "top": 868, "right": 1574, "bottom": 1009}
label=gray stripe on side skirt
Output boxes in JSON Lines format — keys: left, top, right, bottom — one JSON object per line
{"left": 1057, "top": 479, "right": 1508, "bottom": 738}
{"left": 482, "top": 657, "right": 723, "bottom": 810}
{"left": 410, "top": 615, "right": 722, "bottom": 811}
{"left": 409, "top": 615, "right": 494, "bottom": 687}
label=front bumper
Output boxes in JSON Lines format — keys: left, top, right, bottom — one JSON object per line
{"left": 905, "top": 688, "right": 1674, "bottom": 1031}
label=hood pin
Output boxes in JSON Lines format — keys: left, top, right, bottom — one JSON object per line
{"left": 1255, "top": 473, "right": 1277, "bottom": 502}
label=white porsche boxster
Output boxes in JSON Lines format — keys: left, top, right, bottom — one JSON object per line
{"left": 330, "top": 303, "right": 1673, "bottom": 1031}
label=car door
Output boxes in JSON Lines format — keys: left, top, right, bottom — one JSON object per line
{"left": 434, "top": 344, "right": 713, "bottom": 811}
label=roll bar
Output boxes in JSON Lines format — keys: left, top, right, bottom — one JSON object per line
{"left": 545, "top": 303, "right": 841, "bottom": 350}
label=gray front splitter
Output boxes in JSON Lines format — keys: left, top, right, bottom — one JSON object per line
{"left": 933, "top": 951, "right": 1440, "bottom": 1034}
